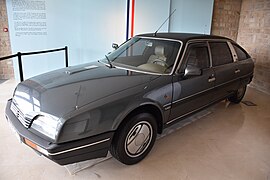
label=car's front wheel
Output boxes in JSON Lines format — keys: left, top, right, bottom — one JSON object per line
{"left": 110, "top": 113, "right": 157, "bottom": 165}
{"left": 228, "top": 85, "right": 247, "bottom": 103}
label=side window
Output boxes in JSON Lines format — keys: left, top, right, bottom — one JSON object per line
{"left": 209, "top": 42, "right": 233, "bottom": 66}
{"left": 186, "top": 45, "right": 210, "bottom": 70}
{"left": 232, "top": 44, "right": 249, "bottom": 61}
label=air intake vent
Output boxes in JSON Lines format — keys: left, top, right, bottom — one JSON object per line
{"left": 10, "top": 101, "right": 31, "bottom": 128}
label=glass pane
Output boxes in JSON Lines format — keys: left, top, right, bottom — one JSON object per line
{"left": 210, "top": 42, "right": 233, "bottom": 66}
{"left": 233, "top": 44, "right": 249, "bottom": 61}
{"left": 187, "top": 46, "right": 210, "bottom": 69}
{"left": 107, "top": 37, "right": 181, "bottom": 74}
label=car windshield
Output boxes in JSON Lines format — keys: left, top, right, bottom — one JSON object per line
{"left": 106, "top": 37, "right": 181, "bottom": 74}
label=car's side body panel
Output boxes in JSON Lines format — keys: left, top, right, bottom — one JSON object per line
{"left": 236, "top": 58, "right": 254, "bottom": 83}
{"left": 168, "top": 67, "right": 216, "bottom": 125}
{"left": 212, "top": 63, "right": 240, "bottom": 100}
{"left": 4, "top": 33, "right": 254, "bottom": 165}
{"left": 58, "top": 75, "right": 174, "bottom": 143}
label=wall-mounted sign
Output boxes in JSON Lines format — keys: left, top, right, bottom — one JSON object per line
{"left": 11, "top": 0, "right": 47, "bottom": 37}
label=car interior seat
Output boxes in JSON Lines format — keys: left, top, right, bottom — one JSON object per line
{"left": 147, "top": 46, "right": 167, "bottom": 66}
{"left": 137, "top": 45, "right": 168, "bottom": 73}
{"left": 187, "top": 49, "right": 199, "bottom": 67}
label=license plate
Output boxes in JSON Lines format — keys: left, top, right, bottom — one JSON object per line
{"left": 8, "top": 121, "right": 21, "bottom": 143}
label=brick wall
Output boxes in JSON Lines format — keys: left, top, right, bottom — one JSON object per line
{"left": 211, "top": 0, "right": 242, "bottom": 41}
{"left": 237, "top": 0, "right": 270, "bottom": 94}
{"left": 0, "top": 0, "right": 13, "bottom": 79}
{"left": 212, "top": 0, "right": 270, "bottom": 94}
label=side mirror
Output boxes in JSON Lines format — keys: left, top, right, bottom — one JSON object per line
{"left": 184, "top": 65, "right": 202, "bottom": 77}
{"left": 112, "top": 43, "right": 119, "bottom": 50}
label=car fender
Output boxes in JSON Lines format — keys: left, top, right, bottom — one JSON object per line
{"left": 111, "top": 98, "right": 165, "bottom": 134}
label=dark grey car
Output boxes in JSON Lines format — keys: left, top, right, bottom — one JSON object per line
{"left": 5, "top": 33, "right": 254, "bottom": 165}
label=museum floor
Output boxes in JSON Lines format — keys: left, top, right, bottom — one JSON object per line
{"left": 0, "top": 79, "right": 269, "bottom": 180}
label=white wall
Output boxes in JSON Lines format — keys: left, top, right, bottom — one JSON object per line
{"left": 6, "top": 0, "right": 126, "bottom": 80}
{"left": 6, "top": 0, "right": 214, "bottom": 80}
{"left": 78, "top": 0, "right": 126, "bottom": 63}
{"left": 134, "top": 0, "right": 170, "bottom": 35}
{"left": 169, "top": 0, "right": 214, "bottom": 34}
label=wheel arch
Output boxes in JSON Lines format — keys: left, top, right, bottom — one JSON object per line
{"left": 115, "top": 103, "right": 164, "bottom": 135}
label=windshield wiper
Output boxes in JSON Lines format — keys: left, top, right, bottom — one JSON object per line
{"left": 105, "top": 55, "right": 113, "bottom": 68}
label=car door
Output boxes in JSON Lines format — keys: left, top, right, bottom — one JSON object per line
{"left": 209, "top": 41, "right": 239, "bottom": 100}
{"left": 167, "top": 42, "right": 215, "bottom": 125}
{"left": 231, "top": 42, "right": 254, "bottom": 82}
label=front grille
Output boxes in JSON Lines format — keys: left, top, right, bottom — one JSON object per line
{"left": 10, "top": 101, "right": 31, "bottom": 128}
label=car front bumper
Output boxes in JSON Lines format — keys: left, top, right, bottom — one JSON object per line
{"left": 5, "top": 99, "right": 114, "bottom": 165}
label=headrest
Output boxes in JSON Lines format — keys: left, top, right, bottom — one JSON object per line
{"left": 155, "top": 46, "right": 165, "bottom": 56}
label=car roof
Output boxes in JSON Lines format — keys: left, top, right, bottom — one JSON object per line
{"left": 137, "top": 33, "right": 232, "bottom": 43}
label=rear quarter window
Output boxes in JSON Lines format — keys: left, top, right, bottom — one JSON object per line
{"left": 232, "top": 44, "right": 250, "bottom": 61}
{"left": 209, "top": 42, "right": 233, "bottom": 66}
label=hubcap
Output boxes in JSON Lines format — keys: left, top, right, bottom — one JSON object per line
{"left": 237, "top": 87, "right": 245, "bottom": 99}
{"left": 124, "top": 121, "right": 153, "bottom": 158}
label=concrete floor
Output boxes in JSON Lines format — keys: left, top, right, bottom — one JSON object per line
{"left": 0, "top": 79, "right": 270, "bottom": 180}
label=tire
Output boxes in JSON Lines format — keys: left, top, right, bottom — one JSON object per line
{"left": 228, "top": 85, "right": 247, "bottom": 104}
{"left": 110, "top": 113, "right": 157, "bottom": 165}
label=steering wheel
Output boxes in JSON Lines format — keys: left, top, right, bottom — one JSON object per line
{"left": 152, "top": 59, "right": 169, "bottom": 68}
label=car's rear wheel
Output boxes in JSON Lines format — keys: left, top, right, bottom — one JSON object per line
{"left": 110, "top": 113, "right": 157, "bottom": 165}
{"left": 228, "top": 85, "right": 247, "bottom": 103}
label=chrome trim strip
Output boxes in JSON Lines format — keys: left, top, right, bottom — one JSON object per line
{"left": 163, "top": 72, "right": 253, "bottom": 108}
{"left": 47, "top": 138, "right": 110, "bottom": 156}
{"left": 164, "top": 106, "right": 171, "bottom": 111}
{"left": 175, "top": 38, "right": 235, "bottom": 74}
{"left": 187, "top": 38, "right": 233, "bottom": 43}
{"left": 170, "top": 86, "right": 216, "bottom": 106}
{"left": 206, "top": 41, "right": 213, "bottom": 67}
{"left": 113, "top": 36, "right": 183, "bottom": 76}
{"left": 166, "top": 103, "right": 211, "bottom": 125}
{"left": 163, "top": 102, "right": 172, "bottom": 108}
{"left": 227, "top": 41, "right": 238, "bottom": 62}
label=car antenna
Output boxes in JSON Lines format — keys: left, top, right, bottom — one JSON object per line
{"left": 154, "top": 9, "right": 176, "bottom": 36}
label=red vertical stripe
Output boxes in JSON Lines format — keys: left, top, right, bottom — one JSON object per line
{"left": 131, "top": 0, "right": 135, "bottom": 37}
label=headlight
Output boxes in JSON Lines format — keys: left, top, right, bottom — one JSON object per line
{"left": 31, "top": 113, "right": 62, "bottom": 140}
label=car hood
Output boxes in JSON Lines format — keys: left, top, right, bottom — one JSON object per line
{"left": 12, "top": 62, "right": 159, "bottom": 118}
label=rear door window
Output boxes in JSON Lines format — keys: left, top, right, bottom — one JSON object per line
{"left": 209, "top": 42, "right": 233, "bottom": 66}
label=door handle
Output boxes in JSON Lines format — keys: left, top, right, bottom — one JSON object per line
{"left": 235, "top": 69, "right": 241, "bottom": 74}
{"left": 208, "top": 77, "right": 216, "bottom": 83}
